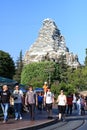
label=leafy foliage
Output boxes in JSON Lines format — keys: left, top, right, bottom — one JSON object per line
{"left": 84, "top": 48, "right": 87, "bottom": 66}
{"left": 21, "top": 61, "right": 55, "bottom": 88}
{"left": 13, "top": 50, "right": 23, "bottom": 83}
{"left": 21, "top": 48, "right": 87, "bottom": 96}
{"left": 0, "top": 50, "right": 15, "bottom": 79}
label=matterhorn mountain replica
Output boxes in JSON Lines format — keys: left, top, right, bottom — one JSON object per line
{"left": 24, "top": 18, "right": 80, "bottom": 68}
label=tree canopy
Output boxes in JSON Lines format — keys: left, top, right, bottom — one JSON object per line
{"left": 20, "top": 48, "right": 87, "bottom": 96}
{"left": 13, "top": 50, "right": 23, "bottom": 83}
{"left": 21, "top": 61, "right": 55, "bottom": 88}
{"left": 0, "top": 50, "right": 15, "bottom": 79}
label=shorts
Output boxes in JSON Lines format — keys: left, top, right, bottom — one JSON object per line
{"left": 58, "top": 105, "right": 66, "bottom": 114}
{"left": 46, "top": 103, "right": 52, "bottom": 111}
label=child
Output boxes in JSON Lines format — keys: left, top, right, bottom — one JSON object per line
{"left": 37, "top": 92, "right": 43, "bottom": 112}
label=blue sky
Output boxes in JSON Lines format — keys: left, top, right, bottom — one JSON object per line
{"left": 0, "top": 0, "right": 87, "bottom": 65}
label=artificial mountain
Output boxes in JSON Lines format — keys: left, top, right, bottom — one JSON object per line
{"left": 24, "top": 18, "right": 80, "bottom": 68}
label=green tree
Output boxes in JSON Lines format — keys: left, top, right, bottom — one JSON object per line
{"left": 21, "top": 53, "right": 87, "bottom": 95}
{"left": 13, "top": 50, "right": 23, "bottom": 83}
{"left": 67, "top": 67, "right": 86, "bottom": 92}
{"left": 84, "top": 48, "right": 87, "bottom": 66}
{"left": 21, "top": 61, "right": 55, "bottom": 88}
{"left": 58, "top": 55, "right": 69, "bottom": 83}
{"left": 0, "top": 50, "right": 15, "bottom": 79}
{"left": 81, "top": 66, "right": 87, "bottom": 89}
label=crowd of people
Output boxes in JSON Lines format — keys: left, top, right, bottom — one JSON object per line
{"left": 0, "top": 82, "right": 87, "bottom": 124}
{"left": 57, "top": 90, "right": 87, "bottom": 121}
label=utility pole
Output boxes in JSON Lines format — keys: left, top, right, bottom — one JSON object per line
{"left": 44, "top": 64, "right": 55, "bottom": 86}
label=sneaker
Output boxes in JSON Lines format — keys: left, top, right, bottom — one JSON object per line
{"left": 58, "top": 118, "right": 62, "bottom": 121}
{"left": 3, "top": 120, "right": 6, "bottom": 123}
{"left": 20, "top": 117, "right": 22, "bottom": 120}
{"left": 15, "top": 118, "right": 18, "bottom": 120}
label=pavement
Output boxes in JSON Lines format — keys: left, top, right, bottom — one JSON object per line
{"left": 38, "top": 110, "right": 87, "bottom": 130}
{"left": 0, "top": 105, "right": 87, "bottom": 130}
{"left": 0, "top": 105, "right": 58, "bottom": 130}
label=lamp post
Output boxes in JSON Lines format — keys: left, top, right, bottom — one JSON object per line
{"left": 44, "top": 65, "right": 55, "bottom": 86}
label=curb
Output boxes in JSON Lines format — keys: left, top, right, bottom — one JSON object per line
{"left": 16, "top": 118, "right": 58, "bottom": 130}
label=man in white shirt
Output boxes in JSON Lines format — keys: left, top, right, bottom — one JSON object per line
{"left": 44, "top": 87, "right": 54, "bottom": 119}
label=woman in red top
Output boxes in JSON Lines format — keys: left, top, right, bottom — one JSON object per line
{"left": 67, "top": 93, "right": 73, "bottom": 115}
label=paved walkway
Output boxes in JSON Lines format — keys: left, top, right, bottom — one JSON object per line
{"left": 0, "top": 106, "right": 58, "bottom": 130}
{"left": 0, "top": 106, "right": 87, "bottom": 130}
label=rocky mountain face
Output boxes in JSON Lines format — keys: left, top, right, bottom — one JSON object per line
{"left": 24, "top": 18, "right": 80, "bottom": 68}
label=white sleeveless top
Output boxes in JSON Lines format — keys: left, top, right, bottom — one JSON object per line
{"left": 58, "top": 95, "right": 66, "bottom": 106}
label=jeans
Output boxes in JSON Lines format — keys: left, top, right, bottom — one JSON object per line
{"left": 77, "top": 103, "right": 81, "bottom": 115}
{"left": 1, "top": 103, "right": 9, "bottom": 121}
{"left": 14, "top": 103, "right": 22, "bottom": 119}
{"left": 67, "top": 105, "right": 73, "bottom": 114}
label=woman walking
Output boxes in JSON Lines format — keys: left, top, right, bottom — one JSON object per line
{"left": 57, "top": 90, "right": 67, "bottom": 121}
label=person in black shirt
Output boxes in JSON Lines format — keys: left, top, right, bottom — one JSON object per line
{"left": 0, "top": 85, "right": 11, "bottom": 123}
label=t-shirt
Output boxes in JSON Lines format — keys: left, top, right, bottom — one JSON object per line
{"left": 25, "top": 91, "right": 36, "bottom": 104}
{"left": 67, "top": 95, "right": 73, "bottom": 105}
{"left": 0, "top": 90, "right": 11, "bottom": 103}
{"left": 73, "top": 95, "right": 77, "bottom": 103}
{"left": 44, "top": 92, "right": 54, "bottom": 104}
{"left": 38, "top": 95, "right": 43, "bottom": 103}
{"left": 13, "top": 90, "right": 23, "bottom": 103}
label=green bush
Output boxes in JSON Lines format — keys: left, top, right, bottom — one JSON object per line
{"left": 21, "top": 61, "right": 55, "bottom": 89}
